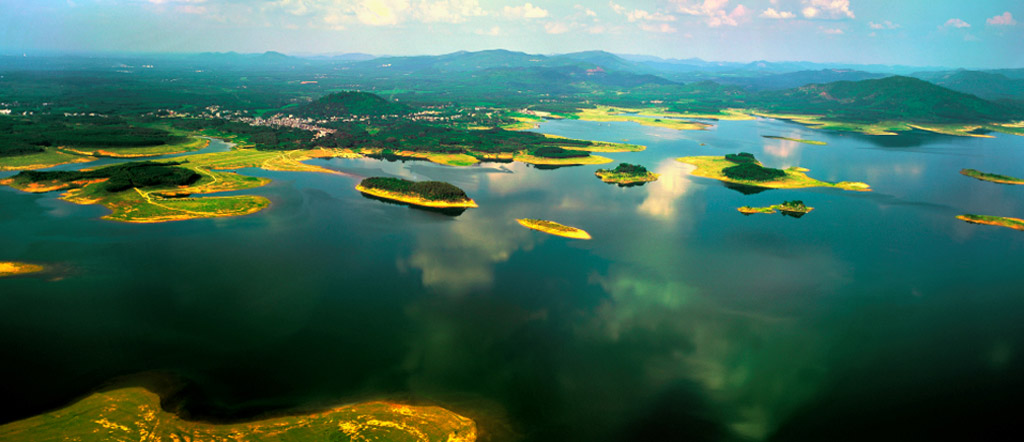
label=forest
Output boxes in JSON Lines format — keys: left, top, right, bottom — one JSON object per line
{"left": 15, "top": 161, "right": 201, "bottom": 193}
{"left": 359, "top": 177, "right": 469, "bottom": 202}
{"left": 0, "top": 115, "right": 186, "bottom": 157}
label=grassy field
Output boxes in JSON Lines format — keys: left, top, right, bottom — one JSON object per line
{"left": 576, "top": 106, "right": 711, "bottom": 130}
{"left": 677, "top": 156, "right": 871, "bottom": 191}
{"left": 960, "top": 168, "right": 1024, "bottom": 185}
{"left": 543, "top": 135, "right": 645, "bottom": 152}
{"left": 0, "top": 148, "right": 95, "bottom": 171}
{"left": 0, "top": 387, "right": 477, "bottom": 442}
{"left": 957, "top": 214, "right": 1024, "bottom": 231}
{"left": 61, "top": 136, "right": 211, "bottom": 158}
{"left": 516, "top": 218, "right": 591, "bottom": 240}
{"left": 738, "top": 202, "right": 815, "bottom": 215}
{"left": 594, "top": 164, "right": 659, "bottom": 185}
{"left": 0, "top": 261, "right": 44, "bottom": 278}
{"left": 513, "top": 152, "right": 612, "bottom": 166}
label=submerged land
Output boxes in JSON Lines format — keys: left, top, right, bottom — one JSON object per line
{"left": 739, "top": 200, "right": 814, "bottom": 217}
{"left": 516, "top": 218, "right": 592, "bottom": 240}
{"left": 0, "top": 387, "right": 476, "bottom": 442}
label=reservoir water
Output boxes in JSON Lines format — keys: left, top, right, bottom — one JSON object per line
{"left": 1, "top": 118, "right": 1023, "bottom": 441}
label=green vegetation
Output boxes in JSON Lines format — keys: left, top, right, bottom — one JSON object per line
{"left": 0, "top": 387, "right": 477, "bottom": 442}
{"left": 762, "top": 135, "right": 827, "bottom": 145}
{"left": 961, "top": 169, "right": 1024, "bottom": 185}
{"left": 516, "top": 218, "right": 592, "bottom": 240}
{"left": 957, "top": 214, "right": 1024, "bottom": 231}
{"left": 723, "top": 162, "right": 787, "bottom": 182}
{"left": 529, "top": 146, "right": 589, "bottom": 159}
{"left": 291, "top": 91, "right": 412, "bottom": 117}
{"left": 595, "top": 163, "right": 660, "bottom": 185}
{"left": 678, "top": 154, "right": 871, "bottom": 191}
{"left": 0, "top": 261, "right": 44, "bottom": 278}
{"left": 739, "top": 200, "right": 814, "bottom": 217}
{"left": 357, "top": 177, "right": 477, "bottom": 208}
{"left": 725, "top": 152, "right": 758, "bottom": 164}
{"left": 15, "top": 161, "right": 201, "bottom": 193}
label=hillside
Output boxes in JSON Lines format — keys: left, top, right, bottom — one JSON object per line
{"left": 754, "top": 76, "right": 1019, "bottom": 123}
{"left": 291, "top": 91, "right": 412, "bottom": 118}
{"left": 913, "top": 70, "right": 1024, "bottom": 101}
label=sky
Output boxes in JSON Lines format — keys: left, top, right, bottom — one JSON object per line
{"left": 1, "top": 0, "right": 1022, "bottom": 68}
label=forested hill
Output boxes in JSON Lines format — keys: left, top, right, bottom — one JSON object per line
{"left": 753, "top": 76, "right": 1020, "bottom": 124}
{"left": 291, "top": 91, "right": 412, "bottom": 118}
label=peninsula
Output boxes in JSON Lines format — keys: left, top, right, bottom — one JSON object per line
{"left": 960, "top": 169, "right": 1024, "bottom": 185}
{"left": 677, "top": 152, "right": 870, "bottom": 191}
{"left": 0, "top": 387, "right": 476, "bottom": 442}
{"left": 595, "top": 163, "right": 660, "bottom": 185}
{"left": 957, "top": 214, "right": 1024, "bottom": 231}
{"left": 357, "top": 177, "right": 478, "bottom": 208}
{"left": 0, "top": 261, "right": 43, "bottom": 278}
{"left": 762, "top": 135, "right": 827, "bottom": 145}
{"left": 516, "top": 218, "right": 592, "bottom": 239}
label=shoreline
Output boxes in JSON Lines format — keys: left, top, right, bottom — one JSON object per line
{"left": 516, "top": 218, "right": 591, "bottom": 239}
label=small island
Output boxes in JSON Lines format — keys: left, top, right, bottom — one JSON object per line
{"left": 762, "top": 135, "right": 827, "bottom": 145}
{"left": 0, "top": 261, "right": 44, "bottom": 278}
{"left": 960, "top": 169, "right": 1024, "bottom": 185}
{"left": 957, "top": 214, "right": 1024, "bottom": 231}
{"left": 516, "top": 218, "right": 591, "bottom": 239}
{"left": 595, "top": 163, "right": 660, "bottom": 186}
{"left": 738, "top": 200, "right": 814, "bottom": 218}
{"left": 356, "top": 177, "right": 478, "bottom": 208}
{"left": 0, "top": 387, "right": 477, "bottom": 442}
{"left": 677, "top": 152, "right": 871, "bottom": 191}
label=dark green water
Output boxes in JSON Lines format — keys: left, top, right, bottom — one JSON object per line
{"left": 1, "top": 119, "right": 1023, "bottom": 441}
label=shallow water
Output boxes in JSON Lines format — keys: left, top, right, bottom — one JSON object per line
{"left": 1, "top": 120, "right": 1022, "bottom": 441}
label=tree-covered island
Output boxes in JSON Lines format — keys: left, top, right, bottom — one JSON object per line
{"left": 739, "top": 200, "right": 814, "bottom": 217}
{"left": 356, "top": 177, "right": 477, "bottom": 209}
{"left": 595, "top": 163, "right": 660, "bottom": 186}
{"left": 677, "top": 152, "right": 871, "bottom": 191}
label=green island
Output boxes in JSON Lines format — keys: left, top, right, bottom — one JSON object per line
{"left": 0, "top": 387, "right": 477, "bottom": 442}
{"left": 957, "top": 214, "right": 1024, "bottom": 231}
{"left": 677, "top": 152, "right": 871, "bottom": 191}
{"left": 960, "top": 169, "right": 1024, "bottom": 185}
{"left": 576, "top": 106, "right": 712, "bottom": 130}
{"left": 516, "top": 218, "right": 592, "bottom": 240}
{"left": 595, "top": 163, "right": 660, "bottom": 185}
{"left": 0, "top": 261, "right": 44, "bottom": 278}
{"left": 357, "top": 177, "right": 478, "bottom": 209}
{"left": 739, "top": 200, "right": 814, "bottom": 217}
{"left": 762, "top": 135, "right": 827, "bottom": 145}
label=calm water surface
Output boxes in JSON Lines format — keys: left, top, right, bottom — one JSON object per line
{"left": 1, "top": 119, "right": 1023, "bottom": 441}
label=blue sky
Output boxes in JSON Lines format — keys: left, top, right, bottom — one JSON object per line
{"left": 1, "top": 0, "right": 1021, "bottom": 68}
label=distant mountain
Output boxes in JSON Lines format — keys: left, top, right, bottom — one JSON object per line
{"left": 754, "top": 76, "right": 1019, "bottom": 123}
{"left": 720, "top": 69, "right": 888, "bottom": 91}
{"left": 290, "top": 91, "right": 411, "bottom": 118}
{"left": 913, "top": 69, "right": 1024, "bottom": 101}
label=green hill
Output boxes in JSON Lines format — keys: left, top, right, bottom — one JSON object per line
{"left": 754, "top": 76, "right": 1019, "bottom": 123}
{"left": 292, "top": 91, "right": 411, "bottom": 118}
{"left": 914, "top": 70, "right": 1024, "bottom": 101}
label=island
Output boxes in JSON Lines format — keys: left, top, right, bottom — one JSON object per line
{"left": 677, "top": 152, "right": 871, "bottom": 191}
{"left": 960, "top": 169, "right": 1024, "bottom": 185}
{"left": 595, "top": 163, "right": 660, "bottom": 185}
{"left": 0, "top": 387, "right": 477, "bottom": 442}
{"left": 738, "top": 200, "right": 814, "bottom": 217}
{"left": 957, "top": 214, "right": 1024, "bottom": 231}
{"left": 762, "top": 135, "right": 827, "bottom": 145}
{"left": 516, "top": 218, "right": 592, "bottom": 239}
{"left": 0, "top": 261, "right": 43, "bottom": 278}
{"left": 356, "top": 177, "right": 478, "bottom": 209}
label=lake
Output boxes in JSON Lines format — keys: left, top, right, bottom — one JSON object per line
{"left": 1, "top": 118, "right": 1023, "bottom": 441}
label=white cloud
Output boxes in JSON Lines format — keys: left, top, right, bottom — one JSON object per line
{"left": 416, "top": 0, "right": 485, "bottom": 23}
{"left": 504, "top": 2, "right": 548, "bottom": 19}
{"left": 352, "top": 0, "right": 410, "bottom": 25}
{"left": 820, "top": 26, "right": 843, "bottom": 34}
{"left": 760, "top": 8, "right": 794, "bottom": 19}
{"left": 640, "top": 22, "right": 678, "bottom": 33}
{"left": 673, "top": 0, "right": 748, "bottom": 27}
{"left": 474, "top": 26, "right": 500, "bottom": 36}
{"left": 987, "top": 12, "right": 1016, "bottom": 26}
{"left": 801, "top": 0, "right": 853, "bottom": 19}
{"left": 575, "top": 4, "right": 597, "bottom": 17}
{"left": 868, "top": 20, "right": 899, "bottom": 29}
{"left": 544, "top": 21, "right": 569, "bottom": 34}
{"left": 943, "top": 18, "right": 970, "bottom": 28}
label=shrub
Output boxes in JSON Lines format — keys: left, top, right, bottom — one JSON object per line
{"left": 722, "top": 162, "right": 785, "bottom": 182}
